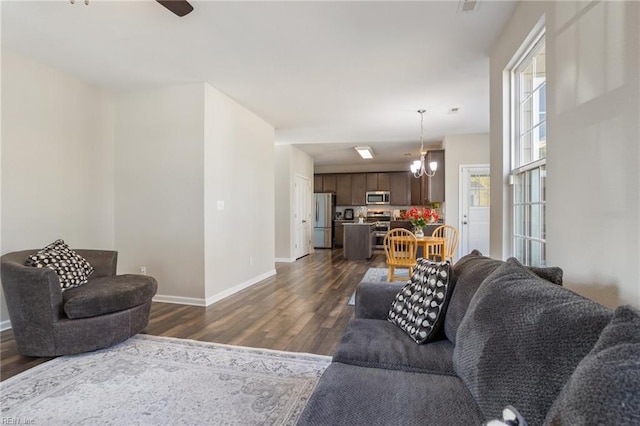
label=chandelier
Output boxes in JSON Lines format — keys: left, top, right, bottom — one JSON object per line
{"left": 410, "top": 109, "right": 438, "bottom": 178}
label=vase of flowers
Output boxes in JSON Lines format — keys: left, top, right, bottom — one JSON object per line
{"left": 403, "top": 207, "right": 439, "bottom": 238}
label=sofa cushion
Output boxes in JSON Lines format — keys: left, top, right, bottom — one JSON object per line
{"left": 297, "top": 362, "right": 485, "bottom": 426}
{"left": 444, "top": 251, "right": 564, "bottom": 344}
{"left": 332, "top": 318, "right": 455, "bottom": 374}
{"left": 63, "top": 274, "right": 157, "bottom": 319}
{"left": 388, "top": 259, "right": 453, "bottom": 343}
{"left": 26, "top": 239, "right": 94, "bottom": 290}
{"left": 545, "top": 305, "right": 640, "bottom": 424}
{"left": 453, "top": 258, "right": 612, "bottom": 425}
{"left": 444, "top": 251, "right": 504, "bottom": 343}
{"left": 355, "top": 281, "right": 405, "bottom": 320}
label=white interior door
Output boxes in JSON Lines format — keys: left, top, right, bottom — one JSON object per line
{"left": 294, "top": 175, "right": 312, "bottom": 259}
{"left": 460, "top": 166, "right": 490, "bottom": 256}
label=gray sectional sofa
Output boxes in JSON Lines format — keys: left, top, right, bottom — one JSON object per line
{"left": 298, "top": 251, "right": 640, "bottom": 425}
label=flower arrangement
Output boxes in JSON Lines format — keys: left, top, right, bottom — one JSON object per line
{"left": 357, "top": 207, "right": 367, "bottom": 223}
{"left": 403, "top": 207, "right": 439, "bottom": 228}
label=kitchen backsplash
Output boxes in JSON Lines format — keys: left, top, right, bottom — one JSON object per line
{"left": 335, "top": 204, "right": 445, "bottom": 220}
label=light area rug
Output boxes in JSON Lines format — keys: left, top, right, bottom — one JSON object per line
{"left": 0, "top": 334, "right": 331, "bottom": 426}
{"left": 348, "top": 267, "right": 410, "bottom": 305}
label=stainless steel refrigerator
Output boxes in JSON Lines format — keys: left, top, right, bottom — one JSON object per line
{"left": 313, "top": 193, "right": 335, "bottom": 248}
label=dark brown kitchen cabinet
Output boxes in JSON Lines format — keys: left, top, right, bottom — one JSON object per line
{"left": 314, "top": 174, "right": 338, "bottom": 193}
{"left": 409, "top": 150, "right": 445, "bottom": 204}
{"left": 316, "top": 166, "right": 435, "bottom": 206}
{"left": 366, "top": 173, "right": 390, "bottom": 191}
{"left": 334, "top": 221, "right": 345, "bottom": 247}
{"left": 334, "top": 219, "right": 355, "bottom": 247}
{"left": 350, "top": 173, "right": 367, "bottom": 206}
{"left": 336, "top": 174, "right": 352, "bottom": 206}
{"left": 343, "top": 224, "right": 374, "bottom": 260}
{"left": 426, "top": 150, "right": 445, "bottom": 203}
{"left": 378, "top": 173, "right": 390, "bottom": 191}
{"left": 323, "top": 174, "right": 337, "bottom": 193}
{"left": 389, "top": 172, "right": 410, "bottom": 205}
{"left": 410, "top": 174, "right": 425, "bottom": 205}
{"left": 313, "top": 175, "right": 323, "bottom": 192}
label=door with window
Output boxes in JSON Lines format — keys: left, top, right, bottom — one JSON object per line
{"left": 460, "top": 166, "right": 490, "bottom": 257}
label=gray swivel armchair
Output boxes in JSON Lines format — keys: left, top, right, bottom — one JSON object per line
{"left": 1, "top": 249, "right": 157, "bottom": 357}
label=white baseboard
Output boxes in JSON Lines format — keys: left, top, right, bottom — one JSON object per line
{"left": 275, "top": 257, "right": 295, "bottom": 263}
{"left": 153, "top": 269, "right": 277, "bottom": 308}
{"left": 152, "top": 294, "right": 207, "bottom": 306}
{"left": 204, "top": 269, "right": 276, "bottom": 306}
{"left": 1, "top": 319, "right": 12, "bottom": 331}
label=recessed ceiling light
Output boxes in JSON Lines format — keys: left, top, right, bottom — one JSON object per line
{"left": 354, "top": 146, "right": 374, "bottom": 159}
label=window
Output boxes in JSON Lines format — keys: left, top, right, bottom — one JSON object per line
{"left": 511, "top": 34, "right": 546, "bottom": 266}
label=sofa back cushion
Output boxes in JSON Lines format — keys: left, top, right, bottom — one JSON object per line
{"left": 544, "top": 305, "right": 640, "bottom": 424}
{"left": 444, "top": 251, "right": 504, "bottom": 343}
{"left": 445, "top": 251, "right": 564, "bottom": 344}
{"left": 453, "top": 258, "right": 612, "bottom": 425}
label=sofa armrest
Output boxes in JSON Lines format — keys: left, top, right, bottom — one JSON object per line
{"left": 355, "top": 281, "right": 404, "bottom": 320}
{"left": 75, "top": 250, "right": 118, "bottom": 278}
{"left": 1, "top": 251, "right": 65, "bottom": 324}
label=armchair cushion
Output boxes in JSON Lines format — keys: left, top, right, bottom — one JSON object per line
{"left": 26, "top": 239, "right": 94, "bottom": 289}
{"left": 63, "top": 274, "right": 157, "bottom": 319}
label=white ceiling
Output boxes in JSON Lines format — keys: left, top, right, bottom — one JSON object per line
{"left": 1, "top": 0, "right": 518, "bottom": 167}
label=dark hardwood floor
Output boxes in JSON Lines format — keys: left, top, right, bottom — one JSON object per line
{"left": 1, "top": 248, "right": 387, "bottom": 381}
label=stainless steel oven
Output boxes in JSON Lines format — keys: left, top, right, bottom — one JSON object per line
{"left": 366, "top": 216, "right": 391, "bottom": 249}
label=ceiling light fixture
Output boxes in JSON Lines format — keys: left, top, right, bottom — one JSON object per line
{"left": 354, "top": 146, "right": 374, "bottom": 160}
{"left": 410, "top": 110, "right": 438, "bottom": 178}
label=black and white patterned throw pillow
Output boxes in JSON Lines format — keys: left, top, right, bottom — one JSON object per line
{"left": 26, "top": 239, "right": 94, "bottom": 290}
{"left": 388, "top": 259, "right": 453, "bottom": 344}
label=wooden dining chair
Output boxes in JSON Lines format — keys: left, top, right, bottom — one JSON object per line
{"left": 383, "top": 228, "right": 418, "bottom": 282}
{"left": 430, "top": 225, "right": 459, "bottom": 263}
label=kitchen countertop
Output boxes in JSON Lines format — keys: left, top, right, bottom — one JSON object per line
{"left": 344, "top": 222, "right": 373, "bottom": 226}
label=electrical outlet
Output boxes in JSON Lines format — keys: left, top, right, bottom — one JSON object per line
{"left": 249, "top": 257, "right": 253, "bottom": 267}
{"left": 140, "top": 266, "right": 147, "bottom": 275}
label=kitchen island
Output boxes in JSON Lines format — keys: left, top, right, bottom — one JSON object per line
{"left": 343, "top": 223, "right": 375, "bottom": 260}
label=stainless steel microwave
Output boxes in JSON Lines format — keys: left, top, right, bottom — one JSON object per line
{"left": 366, "top": 191, "right": 390, "bottom": 205}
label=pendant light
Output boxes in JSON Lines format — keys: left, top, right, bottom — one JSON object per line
{"left": 410, "top": 110, "right": 438, "bottom": 178}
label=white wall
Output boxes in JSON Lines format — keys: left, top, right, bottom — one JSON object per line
{"left": 1, "top": 55, "right": 278, "bottom": 323}
{"left": 490, "top": 1, "right": 640, "bottom": 308}
{"left": 113, "top": 84, "right": 205, "bottom": 301}
{"left": 442, "top": 133, "right": 490, "bottom": 259}
{"left": 114, "top": 83, "right": 276, "bottom": 305}
{"left": 204, "top": 83, "right": 276, "bottom": 302}
{"left": 1, "top": 49, "right": 115, "bottom": 324}
{"left": 274, "top": 144, "right": 313, "bottom": 261}
{"left": 274, "top": 145, "right": 292, "bottom": 260}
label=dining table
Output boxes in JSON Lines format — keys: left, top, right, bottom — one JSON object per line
{"left": 415, "top": 236, "right": 447, "bottom": 261}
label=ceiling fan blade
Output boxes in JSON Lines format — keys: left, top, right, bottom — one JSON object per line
{"left": 156, "top": 0, "right": 194, "bottom": 17}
